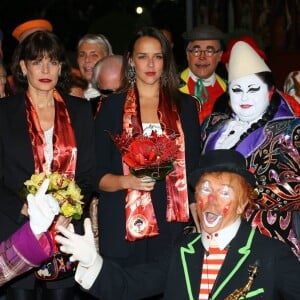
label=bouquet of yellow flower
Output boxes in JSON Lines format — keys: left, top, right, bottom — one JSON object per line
{"left": 110, "top": 130, "right": 179, "bottom": 180}
{"left": 22, "top": 172, "right": 84, "bottom": 220}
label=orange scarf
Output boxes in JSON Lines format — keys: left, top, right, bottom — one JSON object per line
{"left": 25, "top": 89, "right": 77, "bottom": 179}
{"left": 122, "top": 86, "right": 189, "bottom": 241}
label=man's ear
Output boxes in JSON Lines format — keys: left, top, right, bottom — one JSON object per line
{"left": 237, "top": 200, "right": 248, "bottom": 215}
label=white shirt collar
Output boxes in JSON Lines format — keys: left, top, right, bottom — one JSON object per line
{"left": 201, "top": 218, "right": 241, "bottom": 251}
{"left": 84, "top": 83, "right": 100, "bottom": 100}
{"left": 189, "top": 70, "right": 216, "bottom": 86}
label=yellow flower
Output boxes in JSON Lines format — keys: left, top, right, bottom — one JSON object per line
{"left": 24, "top": 172, "right": 47, "bottom": 194}
{"left": 61, "top": 202, "right": 83, "bottom": 219}
{"left": 49, "top": 172, "right": 69, "bottom": 190}
{"left": 23, "top": 172, "right": 84, "bottom": 220}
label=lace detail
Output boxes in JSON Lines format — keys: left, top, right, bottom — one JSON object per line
{"left": 142, "top": 123, "right": 162, "bottom": 136}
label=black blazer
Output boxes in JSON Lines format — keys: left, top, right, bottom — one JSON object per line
{"left": 94, "top": 92, "right": 201, "bottom": 262}
{"left": 0, "top": 93, "right": 96, "bottom": 241}
{"left": 88, "top": 220, "right": 300, "bottom": 299}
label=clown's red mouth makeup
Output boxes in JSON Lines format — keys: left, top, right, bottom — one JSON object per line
{"left": 203, "top": 211, "right": 222, "bottom": 228}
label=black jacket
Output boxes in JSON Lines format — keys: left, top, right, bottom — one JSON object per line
{"left": 94, "top": 92, "right": 201, "bottom": 263}
{"left": 0, "top": 92, "right": 96, "bottom": 288}
{"left": 89, "top": 220, "right": 300, "bottom": 299}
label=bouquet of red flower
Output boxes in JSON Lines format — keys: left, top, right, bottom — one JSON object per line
{"left": 110, "top": 130, "right": 179, "bottom": 180}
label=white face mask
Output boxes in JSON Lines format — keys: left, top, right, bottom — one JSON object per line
{"left": 229, "top": 74, "right": 270, "bottom": 122}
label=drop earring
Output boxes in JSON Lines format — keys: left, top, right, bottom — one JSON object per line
{"left": 128, "top": 65, "right": 136, "bottom": 86}
{"left": 161, "top": 73, "right": 167, "bottom": 87}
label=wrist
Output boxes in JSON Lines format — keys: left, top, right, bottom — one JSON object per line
{"left": 76, "top": 255, "right": 103, "bottom": 290}
{"left": 120, "top": 175, "right": 129, "bottom": 190}
{"left": 80, "top": 250, "right": 97, "bottom": 268}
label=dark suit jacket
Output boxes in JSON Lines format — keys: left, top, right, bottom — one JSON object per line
{"left": 88, "top": 221, "right": 300, "bottom": 299}
{"left": 94, "top": 92, "right": 201, "bottom": 264}
{"left": 0, "top": 92, "right": 96, "bottom": 288}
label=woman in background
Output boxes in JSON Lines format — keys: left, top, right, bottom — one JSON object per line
{"left": 76, "top": 33, "right": 113, "bottom": 100}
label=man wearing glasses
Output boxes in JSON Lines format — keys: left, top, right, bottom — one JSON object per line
{"left": 180, "top": 24, "right": 227, "bottom": 124}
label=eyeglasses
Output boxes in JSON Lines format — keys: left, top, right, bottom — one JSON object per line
{"left": 99, "top": 89, "right": 116, "bottom": 96}
{"left": 187, "top": 48, "right": 221, "bottom": 57}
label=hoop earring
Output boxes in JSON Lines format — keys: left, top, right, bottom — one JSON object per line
{"left": 128, "top": 65, "right": 136, "bottom": 86}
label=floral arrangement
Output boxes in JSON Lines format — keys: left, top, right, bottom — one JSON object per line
{"left": 110, "top": 130, "right": 179, "bottom": 180}
{"left": 22, "top": 172, "right": 84, "bottom": 220}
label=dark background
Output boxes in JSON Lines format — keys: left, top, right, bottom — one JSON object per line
{"left": 1, "top": 0, "right": 300, "bottom": 88}
{"left": 1, "top": 0, "right": 187, "bottom": 68}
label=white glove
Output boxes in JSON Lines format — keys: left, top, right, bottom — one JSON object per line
{"left": 56, "top": 218, "right": 97, "bottom": 267}
{"left": 27, "top": 178, "right": 60, "bottom": 235}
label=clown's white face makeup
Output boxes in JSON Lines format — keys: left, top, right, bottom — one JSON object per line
{"left": 195, "top": 173, "right": 246, "bottom": 234}
{"left": 229, "top": 74, "right": 270, "bottom": 122}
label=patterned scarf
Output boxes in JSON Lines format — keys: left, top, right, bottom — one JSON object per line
{"left": 25, "top": 89, "right": 77, "bottom": 179}
{"left": 122, "top": 85, "right": 189, "bottom": 241}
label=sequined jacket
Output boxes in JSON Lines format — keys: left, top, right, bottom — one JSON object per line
{"left": 201, "top": 92, "right": 300, "bottom": 257}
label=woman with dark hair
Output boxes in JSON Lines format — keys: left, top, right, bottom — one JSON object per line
{"left": 0, "top": 30, "right": 96, "bottom": 300}
{"left": 94, "top": 26, "right": 200, "bottom": 293}
{"left": 199, "top": 41, "right": 300, "bottom": 259}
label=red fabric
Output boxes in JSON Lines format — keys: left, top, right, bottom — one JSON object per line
{"left": 221, "top": 35, "right": 267, "bottom": 64}
{"left": 280, "top": 91, "right": 300, "bottom": 116}
{"left": 38, "top": 234, "right": 53, "bottom": 257}
{"left": 186, "top": 77, "right": 225, "bottom": 124}
{"left": 199, "top": 247, "right": 227, "bottom": 299}
{"left": 94, "top": 96, "right": 104, "bottom": 119}
{"left": 25, "top": 89, "right": 77, "bottom": 250}
{"left": 25, "top": 89, "right": 77, "bottom": 179}
{"left": 122, "top": 85, "right": 189, "bottom": 241}
{"left": 199, "top": 84, "right": 225, "bottom": 124}
{"left": 187, "top": 77, "right": 195, "bottom": 94}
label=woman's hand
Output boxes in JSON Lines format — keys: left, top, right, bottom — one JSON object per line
{"left": 125, "top": 174, "right": 156, "bottom": 191}
{"left": 99, "top": 173, "right": 156, "bottom": 192}
{"left": 54, "top": 214, "right": 72, "bottom": 230}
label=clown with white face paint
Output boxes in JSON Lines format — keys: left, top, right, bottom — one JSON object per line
{"left": 200, "top": 41, "right": 300, "bottom": 260}
{"left": 196, "top": 174, "right": 246, "bottom": 234}
{"left": 229, "top": 74, "right": 270, "bottom": 122}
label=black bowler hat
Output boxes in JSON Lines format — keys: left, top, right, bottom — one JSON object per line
{"left": 182, "top": 24, "right": 224, "bottom": 41}
{"left": 189, "top": 149, "right": 256, "bottom": 188}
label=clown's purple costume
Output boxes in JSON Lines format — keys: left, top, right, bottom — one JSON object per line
{"left": 201, "top": 92, "right": 300, "bottom": 257}
{"left": 201, "top": 41, "right": 300, "bottom": 258}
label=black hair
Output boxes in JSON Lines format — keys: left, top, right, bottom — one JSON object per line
{"left": 234, "top": 72, "right": 279, "bottom": 143}
{"left": 11, "top": 30, "right": 72, "bottom": 94}
{"left": 121, "top": 26, "right": 181, "bottom": 110}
